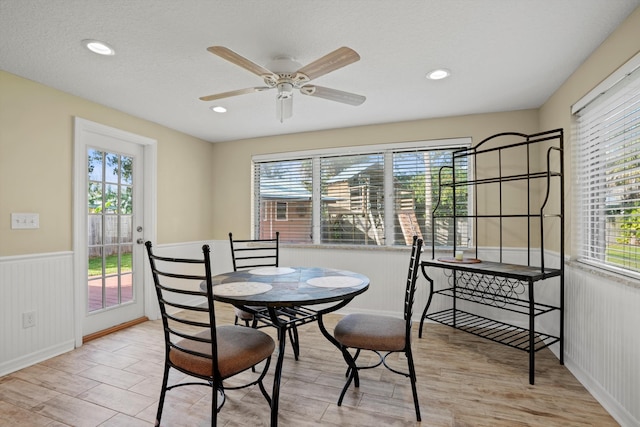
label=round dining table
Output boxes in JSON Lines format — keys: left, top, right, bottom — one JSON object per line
{"left": 208, "top": 266, "right": 369, "bottom": 427}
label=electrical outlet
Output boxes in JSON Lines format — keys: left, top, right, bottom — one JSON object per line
{"left": 22, "top": 311, "right": 36, "bottom": 328}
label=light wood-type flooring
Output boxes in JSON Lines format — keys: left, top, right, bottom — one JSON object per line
{"left": 0, "top": 303, "right": 618, "bottom": 426}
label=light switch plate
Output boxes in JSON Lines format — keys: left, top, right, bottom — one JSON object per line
{"left": 11, "top": 213, "right": 40, "bottom": 229}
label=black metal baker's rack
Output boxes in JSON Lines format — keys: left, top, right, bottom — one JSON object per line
{"left": 419, "top": 129, "right": 564, "bottom": 385}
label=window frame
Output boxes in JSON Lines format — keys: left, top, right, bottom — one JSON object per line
{"left": 275, "top": 201, "right": 288, "bottom": 221}
{"left": 572, "top": 52, "right": 640, "bottom": 279}
{"left": 252, "top": 137, "right": 472, "bottom": 246}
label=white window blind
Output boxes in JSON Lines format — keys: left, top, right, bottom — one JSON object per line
{"left": 253, "top": 138, "right": 470, "bottom": 246}
{"left": 321, "top": 153, "right": 384, "bottom": 245}
{"left": 574, "top": 65, "right": 640, "bottom": 275}
{"left": 254, "top": 159, "right": 313, "bottom": 243}
{"left": 392, "top": 149, "right": 469, "bottom": 246}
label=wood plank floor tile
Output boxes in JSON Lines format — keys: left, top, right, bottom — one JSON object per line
{"left": 76, "top": 383, "right": 156, "bottom": 416}
{"left": 39, "top": 351, "right": 99, "bottom": 375}
{"left": 0, "top": 400, "right": 54, "bottom": 427}
{"left": 76, "top": 347, "right": 141, "bottom": 370}
{"left": 98, "top": 412, "right": 154, "bottom": 427}
{"left": 32, "top": 393, "right": 117, "bottom": 427}
{"left": 77, "top": 364, "right": 146, "bottom": 390}
{"left": 9, "top": 364, "right": 100, "bottom": 397}
{"left": 0, "top": 377, "right": 61, "bottom": 409}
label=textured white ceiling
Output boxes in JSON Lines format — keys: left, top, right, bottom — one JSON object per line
{"left": 1, "top": 0, "right": 638, "bottom": 143}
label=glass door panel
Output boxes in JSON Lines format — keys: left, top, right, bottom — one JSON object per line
{"left": 87, "top": 149, "right": 135, "bottom": 312}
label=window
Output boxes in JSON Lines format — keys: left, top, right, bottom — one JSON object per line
{"left": 254, "top": 159, "right": 313, "bottom": 243}
{"left": 321, "top": 153, "right": 384, "bottom": 245}
{"left": 276, "top": 202, "right": 288, "bottom": 221}
{"left": 253, "top": 138, "right": 470, "bottom": 246}
{"left": 574, "top": 57, "right": 640, "bottom": 276}
{"left": 393, "top": 148, "right": 469, "bottom": 246}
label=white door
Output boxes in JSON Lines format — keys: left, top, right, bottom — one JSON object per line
{"left": 74, "top": 118, "right": 156, "bottom": 343}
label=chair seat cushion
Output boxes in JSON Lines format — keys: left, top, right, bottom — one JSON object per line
{"left": 334, "top": 313, "right": 406, "bottom": 352}
{"left": 169, "top": 325, "right": 275, "bottom": 379}
{"left": 234, "top": 306, "right": 255, "bottom": 320}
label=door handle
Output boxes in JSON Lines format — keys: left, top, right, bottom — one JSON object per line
{"left": 136, "top": 238, "right": 145, "bottom": 244}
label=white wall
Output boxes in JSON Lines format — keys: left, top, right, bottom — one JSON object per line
{"left": 0, "top": 252, "right": 75, "bottom": 376}
{"left": 563, "top": 264, "right": 640, "bottom": 427}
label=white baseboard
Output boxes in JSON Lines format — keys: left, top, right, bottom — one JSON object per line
{"left": 565, "top": 356, "right": 639, "bottom": 427}
{"left": 0, "top": 340, "right": 75, "bottom": 377}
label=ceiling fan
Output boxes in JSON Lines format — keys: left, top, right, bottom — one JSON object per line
{"left": 200, "top": 46, "right": 366, "bottom": 122}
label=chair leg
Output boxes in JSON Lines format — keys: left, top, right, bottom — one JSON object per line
{"left": 337, "top": 347, "right": 360, "bottom": 406}
{"left": 257, "top": 356, "right": 273, "bottom": 406}
{"left": 211, "top": 384, "right": 218, "bottom": 427}
{"left": 337, "top": 368, "right": 356, "bottom": 406}
{"left": 288, "top": 324, "right": 300, "bottom": 360}
{"left": 155, "top": 362, "right": 170, "bottom": 426}
{"left": 352, "top": 349, "right": 361, "bottom": 388}
{"left": 343, "top": 348, "right": 361, "bottom": 385}
{"left": 406, "top": 348, "right": 421, "bottom": 422}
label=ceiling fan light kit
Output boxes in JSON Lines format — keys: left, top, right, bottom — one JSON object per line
{"left": 200, "top": 46, "right": 365, "bottom": 121}
{"left": 277, "top": 96, "right": 293, "bottom": 122}
{"left": 276, "top": 82, "right": 294, "bottom": 99}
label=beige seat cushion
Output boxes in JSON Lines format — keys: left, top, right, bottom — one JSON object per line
{"left": 169, "top": 325, "right": 275, "bottom": 379}
{"left": 234, "top": 307, "right": 254, "bottom": 321}
{"left": 334, "top": 313, "right": 406, "bottom": 352}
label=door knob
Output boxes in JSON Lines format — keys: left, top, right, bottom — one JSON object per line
{"left": 136, "top": 238, "right": 144, "bottom": 244}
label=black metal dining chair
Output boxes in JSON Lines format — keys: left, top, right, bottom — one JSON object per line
{"left": 228, "top": 232, "right": 279, "bottom": 327}
{"left": 145, "top": 242, "right": 274, "bottom": 426}
{"left": 332, "top": 235, "right": 423, "bottom": 421}
{"left": 228, "top": 232, "right": 302, "bottom": 360}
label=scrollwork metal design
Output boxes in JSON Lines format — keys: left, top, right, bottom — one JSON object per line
{"left": 444, "top": 269, "right": 526, "bottom": 307}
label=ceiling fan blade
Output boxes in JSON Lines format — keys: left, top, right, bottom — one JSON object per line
{"left": 207, "top": 46, "right": 278, "bottom": 82}
{"left": 299, "top": 85, "right": 366, "bottom": 106}
{"left": 199, "top": 86, "right": 271, "bottom": 101}
{"left": 296, "top": 47, "right": 360, "bottom": 81}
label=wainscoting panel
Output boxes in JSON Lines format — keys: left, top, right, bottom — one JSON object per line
{"left": 564, "top": 264, "right": 640, "bottom": 427}
{"left": 0, "top": 252, "right": 75, "bottom": 376}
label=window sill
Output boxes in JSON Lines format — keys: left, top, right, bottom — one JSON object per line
{"left": 567, "top": 259, "right": 640, "bottom": 290}
{"left": 280, "top": 243, "right": 414, "bottom": 252}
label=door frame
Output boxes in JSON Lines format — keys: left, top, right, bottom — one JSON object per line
{"left": 73, "top": 117, "right": 158, "bottom": 347}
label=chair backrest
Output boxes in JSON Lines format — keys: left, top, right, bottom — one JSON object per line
{"left": 145, "top": 242, "right": 219, "bottom": 378}
{"left": 404, "top": 236, "right": 423, "bottom": 330}
{"left": 229, "top": 232, "right": 279, "bottom": 271}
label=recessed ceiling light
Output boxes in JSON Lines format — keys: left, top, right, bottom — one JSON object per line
{"left": 82, "top": 39, "right": 115, "bottom": 56}
{"left": 426, "top": 69, "right": 450, "bottom": 80}
{"left": 211, "top": 106, "right": 227, "bottom": 113}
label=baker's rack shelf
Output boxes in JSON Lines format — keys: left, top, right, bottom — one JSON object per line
{"left": 419, "top": 129, "right": 564, "bottom": 385}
